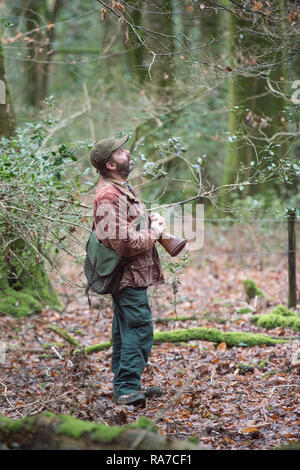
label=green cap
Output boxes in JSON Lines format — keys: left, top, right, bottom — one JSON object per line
{"left": 90, "top": 135, "right": 129, "bottom": 171}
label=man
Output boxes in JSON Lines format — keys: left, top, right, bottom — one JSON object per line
{"left": 90, "top": 134, "right": 166, "bottom": 407}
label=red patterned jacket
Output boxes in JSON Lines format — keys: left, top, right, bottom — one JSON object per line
{"left": 93, "top": 176, "right": 164, "bottom": 292}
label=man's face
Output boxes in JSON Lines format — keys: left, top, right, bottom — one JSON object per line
{"left": 108, "top": 145, "right": 133, "bottom": 177}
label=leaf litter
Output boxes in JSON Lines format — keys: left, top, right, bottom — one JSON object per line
{"left": 0, "top": 249, "right": 299, "bottom": 450}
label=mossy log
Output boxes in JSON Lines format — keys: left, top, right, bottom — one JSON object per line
{"left": 154, "top": 315, "right": 200, "bottom": 324}
{"left": 48, "top": 324, "right": 81, "bottom": 347}
{"left": 78, "top": 327, "right": 288, "bottom": 355}
{"left": 0, "top": 30, "right": 16, "bottom": 138}
{"left": 0, "top": 412, "right": 206, "bottom": 450}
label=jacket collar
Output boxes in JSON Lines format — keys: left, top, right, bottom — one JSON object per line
{"left": 101, "top": 176, "right": 139, "bottom": 203}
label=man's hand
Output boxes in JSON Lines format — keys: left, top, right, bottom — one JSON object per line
{"left": 150, "top": 212, "right": 167, "bottom": 237}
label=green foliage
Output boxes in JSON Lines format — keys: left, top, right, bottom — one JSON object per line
{"left": 226, "top": 103, "right": 300, "bottom": 190}
{"left": 0, "top": 16, "right": 14, "bottom": 29}
{"left": 243, "top": 279, "right": 264, "bottom": 300}
{"left": 0, "top": 105, "right": 92, "bottom": 315}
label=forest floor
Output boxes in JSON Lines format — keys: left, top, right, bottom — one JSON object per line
{"left": 0, "top": 238, "right": 300, "bottom": 450}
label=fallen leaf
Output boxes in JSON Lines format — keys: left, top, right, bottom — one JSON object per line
{"left": 241, "top": 426, "right": 259, "bottom": 434}
{"left": 217, "top": 342, "right": 227, "bottom": 351}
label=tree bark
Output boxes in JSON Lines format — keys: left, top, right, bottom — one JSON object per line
{"left": 125, "top": 0, "right": 148, "bottom": 83}
{"left": 287, "top": 209, "right": 297, "bottom": 309}
{"left": 142, "top": 0, "right": 175, "bottom": 95}
{"left": 0, "top": 31, "right": 16, "bottom": 138}
{"left": 221, "top": 3, "right": 288, "bottom": 204}
{"left": 23, "top": 0, "right": 63, "bottom": 108}
{"left": 0, "top": 239, "right": 64, "bottom": 317}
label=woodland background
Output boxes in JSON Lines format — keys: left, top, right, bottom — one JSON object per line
{"left": 0, "top": 0, "right": 299, "bottom": 451}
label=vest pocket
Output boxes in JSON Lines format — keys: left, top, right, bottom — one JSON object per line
{"left": 129, "top": 261, "right": 154, "bottom": 286}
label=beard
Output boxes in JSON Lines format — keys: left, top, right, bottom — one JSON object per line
{"left": 114, "top": 159, "right": 134, "bottom": 177}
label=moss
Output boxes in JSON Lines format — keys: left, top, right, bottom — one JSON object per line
{"left": 153, "top": 328, "right": 224, "bottom": 345}
{"left": 214, "top": 317, "right": 227, "bottom": 324}
{"left": 56, "top": 414, "right": 118, "bottom": 441}
{"left": 271, "top": 305, "right": 296, "bottom": 317}
{"left": 187, "top": 437, "right": 199, "bottom": 444}
{"left": 154, "top": 315, "right": 199, "bottom": 324}
{"left": 236, "top": 307, "right": 252, "bottom": 314}
{"left": 83, "top": 342, "right": 112, "bottom": 355}
{"left": 130, "top": 416, "right": 157, "bottom": 433}
{"left": 42, "top": 342, "right": 65, "bottom": 349}
{"left": 259, "top": 315, "right": 300, "bottom": 331}
{"left": 223, "top": 331, "right": 285, "bottom": 347}
{"left": 258, "top": 358, "right": 269, "bottom": 369}
{"left": 48, "top": 325, "right": 81, "bottom": 347}
{"left": 237, "top": 363, "right": 255, "bottom": 375}
{"left": 0, "top": 415, "right": 35, "bottom": 433}
{"left": 0, "top": 244, "right": 64, "bottom": 317}
{"left": 72, "top": 328, "right": 84, "bottom": 336}
{"left": 0, "top": 413, "right": 157, "bottom": 444}
{"left": 243, "top": 279, "right": 264, "bottom": 300}
{"left": 57, "top": 414, "right": 157, "bottom": 441}
{"left": 251, "top": 305, "right": 300, "bottom": 332}
{"left": 81, "top": 327, "right": 288, "bottom": 355}
{"left": 203, "top": 312, "right": 227, "bottom": 323}
{"left": 264, "top": 370, "right": 276, "bottom": 378}
{"left": 153, "top": 328, "right": 286, "bottom": 347}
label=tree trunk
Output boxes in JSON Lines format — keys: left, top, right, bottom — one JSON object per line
{"left": 0, "top": 238, "right": 64, "bottom": 317}
{"left": 0, "top": 5, "right": 64, "bottom": 317}
{"left": 142, "top": 0, "right": 175, "bottom": 97}
{"left": 198, "top": 5, "right": 223, "bottom": 60}
{"left": 125, "top": 0, "right": 148, "bottom": 83}
{"left": 0, "top": 412, "right": 205, "bottom": 450}
{"left": 0, "top": 32, "right": 16, "bottom": 138}
{"left": 23, "top": 0, "right": 63, "bottom": 108}
{"left": 221, "top": 3, "right": 288, "bottom": 204}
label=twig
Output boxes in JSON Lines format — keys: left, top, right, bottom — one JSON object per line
{"left": 40, "top": 106, "right": 88, "bottom": 148}
{"left": 51, "top": 346, "right": 64, "bottom": 360}
{"left": 0, "top": 380, "right": 23, "bottom": 417}
{"left": 268, "top": 385, "right": 300, "bottom": 400}
{"left": 82, "top": 82, "right": 95, "bottom": 142}
{"left": 129, "top": 372, "right": 197, "bottom": 450}
{"left": 6, "top": 347, "right": 64, "bottom": 355}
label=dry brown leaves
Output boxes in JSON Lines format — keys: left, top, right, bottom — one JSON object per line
{"left": 0, "top": 247, "right": 299, "bottom": 450}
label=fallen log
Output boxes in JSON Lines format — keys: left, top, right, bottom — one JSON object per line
{"left": 154, "top": 315, "right": 200, "bottom": 324}
{"left": 78, "top": 327, "right": 288, "bottom": 355}
{"left": 48, "top": 324, "right": 81, "bottom": 347}
{"left": 0, "top": 412, "right": 206, "bottom": 450}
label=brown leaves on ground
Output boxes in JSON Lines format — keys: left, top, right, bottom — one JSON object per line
{"left": 0, "top": 250, "right": 299, "bottom": 450}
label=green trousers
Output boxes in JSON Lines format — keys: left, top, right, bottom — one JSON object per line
{"left": 111, "top": 286, "right": 153, "bottom": 398}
